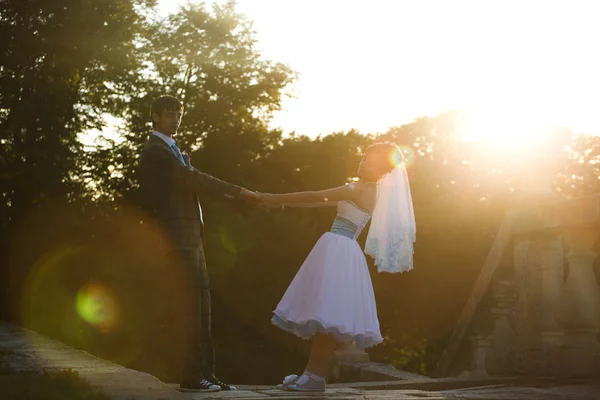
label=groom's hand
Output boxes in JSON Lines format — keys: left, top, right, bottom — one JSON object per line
{"left": 240, "top": 188, "right": 260, "bottom": 202}
{"left": 256, "top": 193, "right": 284, "bottom": 210}
{"left": 240, "top": 189, "right": 278, "bottom": 211}
{"left": 240, "top": 188, "right": 270, "bottom": 210}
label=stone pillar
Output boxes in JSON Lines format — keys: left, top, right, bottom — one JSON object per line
{"left": 554, "top": 226, "right": 600, "bottom": 377}
{"left": 469, "top": 335, "right": 491, "bottom": 377}
{"left": 485, "top": 279, "right": 516, "bottom": 375}
{"left": 334, "top": 341, "right": 369, "bottom": 362}
{"left": 510, "top": 232, "right": 564, "bottom": 375}
{"left": 535, "top": 235, "right": 564, "bottom": 350}
{"left": 511, "top": 235, "right": 538, "bottom": 375}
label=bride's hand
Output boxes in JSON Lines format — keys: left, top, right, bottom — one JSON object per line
{"left": 258, "top": 192, "right": 274, "bottom": 204}
{"left": 258, "top": 193, "right": 282, "bottom": 209}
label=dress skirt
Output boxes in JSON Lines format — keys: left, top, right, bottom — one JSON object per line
{"left": 272, "top": 232, "right": 383, "bottom": 348}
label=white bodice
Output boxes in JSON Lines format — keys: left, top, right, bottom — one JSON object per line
{"left": 330, "top": 201, "right": 371, "bottom": 240}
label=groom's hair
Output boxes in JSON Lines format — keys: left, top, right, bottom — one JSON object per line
{"left": 150, "top": 95, "right": 184, "bottom": 128}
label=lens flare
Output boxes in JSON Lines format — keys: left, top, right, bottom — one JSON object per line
{"left": 12, "top": 204, "right": 175, "bottom": 367}
{"left": 219, "top": 225, "right": 238, "bottom": 254}
{"left": 18, "top": 246, "right": 86, "bottom": 353}
{"left": 397, "top": 145, "right": 416, "bottom": 168}
{"left": 390, "top": 150, "right": 403, "bottom": 166}
{"left": 76, "top": 282, "right": 120, "bottom": 332}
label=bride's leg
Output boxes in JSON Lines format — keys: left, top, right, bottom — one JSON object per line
{"left": 305, "top": 333, "right": 338, "bottom": 377}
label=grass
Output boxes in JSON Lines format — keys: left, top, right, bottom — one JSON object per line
{"left": 0, "top": 347, "right": 111, "bottom": 400}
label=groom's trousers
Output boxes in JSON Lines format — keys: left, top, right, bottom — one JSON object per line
{"left": 167, "top": 226, "right": 215, "bottom": 379}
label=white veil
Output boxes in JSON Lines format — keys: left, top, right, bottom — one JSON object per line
{"left": 365, "top": 164, "right": 416, "bottom": 273}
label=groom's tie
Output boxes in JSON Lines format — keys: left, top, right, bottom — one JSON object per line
{"left": 170, "top": 143, "right": 193, "bottom": 170}
{"left": 170, "top": 143, "right": 186, "bottom": 165}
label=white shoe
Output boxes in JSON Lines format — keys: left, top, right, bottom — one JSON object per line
{"left": 286, "top": 372, "right": 325, "bottom": 392}
{"left": 275, "top": 374, "right": 299, "bottom": 390}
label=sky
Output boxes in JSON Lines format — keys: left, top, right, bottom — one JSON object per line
{"left": 156, "top": 0, "right": 600, "bottom": 142}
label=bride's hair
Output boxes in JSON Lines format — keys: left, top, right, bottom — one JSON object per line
{"left": 366, "top": 142, "right": 404, "bottom": 179}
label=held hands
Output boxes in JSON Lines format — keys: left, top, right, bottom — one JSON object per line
{"left": 257, "top": 193, "right": 283, "bottom": 209}
{"left": 239, "top": 189, "right": 282, "bottom": 210}
{"left": 240, "top": 188, "right": 261, "bottom": 204}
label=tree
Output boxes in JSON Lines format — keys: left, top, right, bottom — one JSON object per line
{"left": 557, "top": 133, "right": 600, "bottom": 196}
{"left": 0, "top": 0, "right": 155, "bottom": 325}
{"left": 88, "top": 1, "right": 295, "bottom": 204}
{"left": 0, "top": 0, "right": 154, "bottom": 225}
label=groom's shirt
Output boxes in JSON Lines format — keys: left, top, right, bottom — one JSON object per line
{"left": 152, "top": 130, "right": 179, "bottom": 160}
{"left": 152, "top": 130, "right": 175, "bottom": 147}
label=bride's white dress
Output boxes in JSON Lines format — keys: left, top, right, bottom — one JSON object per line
{"left": 271, "top": 200, "right": 383, "bottom": 348}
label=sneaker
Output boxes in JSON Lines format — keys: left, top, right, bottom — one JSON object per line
{"left": 275, "top": 374, "right": 299, "bottom": 390}
{"left": 206, "top": 374, "right": 237, "bottom": 391}
{"left": 179, "top": 378, "right": 221, "bottom": 392}
{"left": 286, "top": 372, "right": 325, "bottom": 392}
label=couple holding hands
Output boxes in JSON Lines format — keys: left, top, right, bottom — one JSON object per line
{"left": 139, "top": 95, "right": 416, "bottom": 393}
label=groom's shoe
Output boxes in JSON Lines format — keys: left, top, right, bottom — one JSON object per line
{"left": 206, "top": 374, "right": 237, "bottom": 391}
{"left": 179, "top": 377, "right": 221, "bottom": 392}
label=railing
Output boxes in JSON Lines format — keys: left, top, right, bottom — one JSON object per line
{"left": 438, "top": 194, "right": 600, "bottom": 378}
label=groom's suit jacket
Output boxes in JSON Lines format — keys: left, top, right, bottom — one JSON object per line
{"left": 138, "top": 134, "right": 242, "bottom": 248}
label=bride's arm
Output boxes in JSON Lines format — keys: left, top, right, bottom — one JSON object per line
{"left": 260, "top": 184, "right": 359, "bottom": 208}
{"left": 284, "top": 202, "right": 339, "bottom": 208}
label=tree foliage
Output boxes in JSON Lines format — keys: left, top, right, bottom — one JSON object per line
{"left": 2, "top": 0, "right": 600, "bottom": 384}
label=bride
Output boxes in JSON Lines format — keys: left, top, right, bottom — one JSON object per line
{"left": 258, "top": 142, "right": 416, "bottom": 392}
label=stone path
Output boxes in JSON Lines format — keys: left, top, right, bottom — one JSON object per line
{"left": 173, "top": 384, "right": 600, "bottom": 400}
{"left": 2, "top": 321, "right": 600, "bottom": 400}
{"left": 0, "top": 321, "right": 186, "bottom": 400}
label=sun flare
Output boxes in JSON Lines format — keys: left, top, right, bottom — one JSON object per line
{"left": 459, "top": 109, "right": 550, "bottom": 152}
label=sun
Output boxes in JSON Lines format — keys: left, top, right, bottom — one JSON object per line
{"left": 458, "top": 107, "right": 553, "bottom": 153}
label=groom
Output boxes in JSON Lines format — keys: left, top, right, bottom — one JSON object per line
{"left": 138, "top": 95, "right": 257, "bottom": 392}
